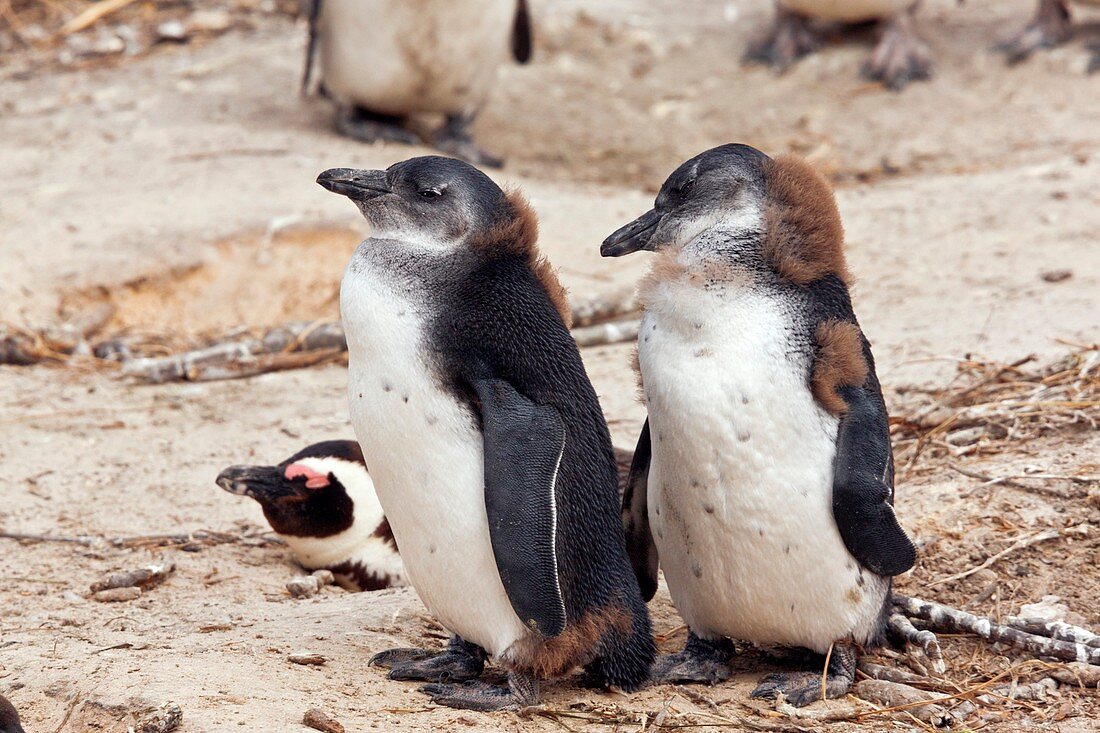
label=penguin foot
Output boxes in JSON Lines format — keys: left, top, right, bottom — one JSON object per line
{"left": 421, "top": 673, "right": 539, "bottom": 712}
{"left": 750, "top": 643, "right": 857, "bottom": 707}
{"left": 743, "top": 8, "right": 822, "bottom": 71}
{"left": 336, "top": 107, "right": 421, "bottom": 146}
{"left": 432, "top": 113, "right": 504, "bottom": 168}
{"left": 651, "top": 632, "right": 733, "bottom": 686}
{"left": 1088, "top": 42, "right": 1100, "bottom": 75}
{"left": 998, "top": 0, "right": 1072, "bottom": 64}
{"left": 861, "top": 13, "right": 932, "bottom": 90}
{"left": 370, "top": 637, "right": 487, "bottom": 682}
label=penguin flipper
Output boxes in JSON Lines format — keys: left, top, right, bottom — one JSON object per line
{"left": 511, "top": 0, "right": 533, "bottom": 64}
{"left": 473, "top": 378, "right": 567, "bottom": 638}
{"left": 621, "top": 420, "right": 658, "bottom": 601}
{"left": 832, "top": 383, "right": 916, "bottom": 577}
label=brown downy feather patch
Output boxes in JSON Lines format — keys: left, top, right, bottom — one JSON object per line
{"left": 762, "top": 155, "right": 851, "bottom": 286}
{"left": 812, "top": 320, "right": 869, "bottom": 415}
{"left": 508, "top": 606, "right": 633, "bottom": 679}
{"left": 468, "top": 190, "right": 572, "bottom": 328}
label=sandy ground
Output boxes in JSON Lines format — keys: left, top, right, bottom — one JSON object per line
{"left": 1, "top": 1, "right": 1099, "bottom": 731}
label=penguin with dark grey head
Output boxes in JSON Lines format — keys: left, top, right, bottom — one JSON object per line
{"left": 319, "top": 156, "right": 655, "bottom": 710}
{"left": 302, "top": 0, "right": 532, "bottom": 167}
{"left": 603, "top": 143, "right": 915, "bottom": 705}
{"left": 216, "top": 440, "right": 406, "bottom": 591}
{"left": 0, "top": 695, "right": 24, "bottom": 733}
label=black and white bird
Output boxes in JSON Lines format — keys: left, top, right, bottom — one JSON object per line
{"left": 603, "top": 143, "right": 916, "bottom": 706}
{"left": 746, "top": 1, "right": 932, "bottom": 90}
{"left": 302, "top": 0, "right": 532, "bottom": 166}
{"left": 0, "top": 695, "right": 24, "bottom": 733}
{"left": 216, "top": 440, "right": 406, "bottom": 591}
{"left": 319, "top": 156, "right": 655, "bottom": 710}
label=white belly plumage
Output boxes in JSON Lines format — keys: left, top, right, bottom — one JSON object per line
{"left": 779, "top": 0, "right": 913, "bottom": 23}
{"left": 640, "top": 281, "right": 887, "bottom": 653}
{"left": 340, "top": 242, "right": 529, "bottom": 657}
{"left": 318, "top": 0, "right": 517, "bottom": 115}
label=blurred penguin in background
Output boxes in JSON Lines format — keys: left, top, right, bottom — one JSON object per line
{"left": 746, "top": 1, "right": 932, "bottom": 90}
{"left": 301, "top": 0, "right": 533, "bottom": 167}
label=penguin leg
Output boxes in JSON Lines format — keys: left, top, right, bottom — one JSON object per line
{"left": 750, "top": 642, "right": 858, "bottom": 707}
{"left": 997, "top": 0, "right": 1072, "bottom": 64}
{"left": 420, "top": 671, "right": 539, "bottom": 711}
{"left": 335, "top": 106, "right": 421, "bottom": 145}
{"left": 431, "top": 112, "right": 504, "bottom": 169}
{"left": 743, "top": 6, "right": 823, "bottom": 71}
{"left": 369, "top": 636, "right": 487, "bottom": 683}
{"left": 861, "top": 9, "right": 932, "bottom": 90}
{"left": 651, "top": 631, "right": 734, "bottom": 685}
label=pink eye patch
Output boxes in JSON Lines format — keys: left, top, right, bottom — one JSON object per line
{"left": 285, "top": 463, "right": 331, "bottom": 489}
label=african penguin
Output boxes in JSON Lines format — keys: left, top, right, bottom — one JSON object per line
{"left": 0, "top": 695, "right": 23, "bottom": 733}
{"left": 302, "top": 0, "right": 532, "bottom": 167}
{"left": 746, "top": 1, "right": 932, "bottom": 90}
{"left": 319, "top": 156, "right": 655, "bottom": 710}
{"left": 603, "top": 144, "right": 916, "bottom": 706}
{"left": 216, "top": 440, "right": 406, "bottom": 592}
{"left": 999, "top": 0, "right": 1100, "bottom": 70}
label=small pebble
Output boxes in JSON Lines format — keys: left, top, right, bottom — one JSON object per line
{"left": 286, "top": 576, "right": 320, "bottom": 598}
{"left": 1040, "top": 269, "right": 1073, "bottom": 283}
{"left": 303, "top": 708, "right": 344, "bottom": 733}
{"left": 136, "top": 702, "right": 182, "bottom": 733}
{"left": 93, "top": 587, "right": 142, "bottom": 603}
{"left": 156, "top": 21, "right": 188, "bottom": 43}
{"left": 289, "top": 653, "right": 326, "bottom": 666}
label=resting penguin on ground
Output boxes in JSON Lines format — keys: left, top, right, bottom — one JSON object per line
{"left": 999, "top": 0, "right": 1100, "bottom": 70}
{"left": 0, "top": 695, "right": 24, "bottom": 733}
{"left": 318, "top": 156, "right": 655, "bottom": 710}
{"left": 302, "top": 0, "right": 532, "bottom": 167}
{"left": 602, "top": 144, "right": 916, "bottom": 705}
{"left": 746, "top": 1, "right": 932, "bottom": 90}
{"left": 216, "top": 440, "right": 406, "bottom": 591}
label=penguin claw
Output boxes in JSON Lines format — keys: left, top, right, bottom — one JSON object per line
{"left": 335, "top": 109, "right": 421, "bottom": 146}
{"left": 997, "top": 0, "right": 1072, "bottom": 64}
{"left": 861, "top": 15, "right": 932, "bottom": 91}
{"left": 743, "top": 9, "right": 822, "bottom": 71}
{"left": 368, "top": 647, "right": 435, "bottom": 668}
{"left": 419, "top": 681, "right": 519, "bottom": 712}
{"left": 651, "top": 652, "right": 732, "bottom": 685}
{"left": 750, "top": 671, "right": 853, "bottom": 707}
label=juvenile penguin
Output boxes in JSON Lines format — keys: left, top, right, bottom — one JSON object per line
{"left": 319, "top": 156, "right": 655, "bottom": 710}
{"left": 999, "top": 0, "right": 1100, "bottom": 69}
{"left": 603, "top": 144, "right": 916, "bottom": 705}
{"left": 302, "top": 0, "right": 532, "bottom": 166}
{"left": 746, "top": 1, "right": 932, "bottom": 90}
{"left": 216, "top": 440, "right": 405, "bottom": 591}
{"left": 0, "top": 695, "right": 23, "bottom": 733}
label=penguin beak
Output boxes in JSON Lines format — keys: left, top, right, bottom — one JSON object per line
{"left": 601, "top": 209, "right": 662, "bottom": 257}
{"left": 316, "top": 168, "right": 392, "bottom": 200}
{"left": 216, "top": 465, "right": 298, "bottom": 502}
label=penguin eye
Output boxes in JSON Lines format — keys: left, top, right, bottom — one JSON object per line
{"left": 418, "top": 188, "right": 443, "bottom": 198}
{"left": 674, "top": 178, "right": 695, "bottom": 198}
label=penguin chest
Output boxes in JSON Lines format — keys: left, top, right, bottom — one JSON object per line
{"left": 339, "top": 246, "right": 529, "bottom": 657}
{"left": 639, "top": 284, "right": 887, "bottom": 652}
{"left": 319, "top": 0, "right": 517, "bottom": 114}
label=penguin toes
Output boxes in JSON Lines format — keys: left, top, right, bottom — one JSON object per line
{"left": 335, "top": 111, "right": 421, "bottom": 146}
{"left": 743, "top": 13, "right": 822, "bottom": 71}
{"left": 387, "top": 650, "right": 486, "bottom": 683}
{"left": 750, "top": 671, "right": 854, "bottom": 707}
{"left": 420, "top": 681, "right": 518, "bottom": 712}
{"left": 861, "top": 28, "right": 932, "bottom": 91}
{"left": 997, "top": 2, "right": 1072, "bottom": 64}
{"left": 432, "top": 133, "right": 504, "bottom": 169}
{"left": 368, "top": 646, "right": 435, "bottom": 669}
{"left": 651, "top": 651, "right": 732, "bottom": 686}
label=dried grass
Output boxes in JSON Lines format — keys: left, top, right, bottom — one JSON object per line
{"left": 890, "top": 344, "right": 1099, "bottom": 472}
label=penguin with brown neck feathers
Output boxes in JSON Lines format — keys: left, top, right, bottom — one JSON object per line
{"left": 216, "top": 440, "right": 405, "bottom": 591}
{"left": 603, "top": 144, "right": 915, "bottom": 705}
{"left": 319, "top": 156, "right": 655, "bottom": 710}
{"left": 0, "top": 695, "right": 24, "bottom": 733}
